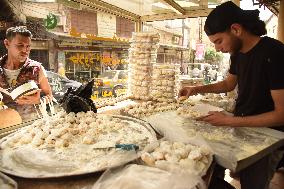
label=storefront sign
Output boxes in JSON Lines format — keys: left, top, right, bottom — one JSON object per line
{"left": 97, "top": 12, "right": 116, "bottom": 38}
{"left": 91, "top": 90, "right": 113, "bottom": 100}
{"left": 91, "top": 88, "right": 127, "bottom": 100}
{"left": 195, "top": 43, "right": 206, "bottom": 60}
{"left": 102, "top": 90, "right": 113, "bottom": 97}
{"left": 69, "top": 27, "right": 129, "bottom": 43}
{"left": 68, "top": 52, "right": 127, "bottom": 67}
{"left": 44, "top": 13, "right": 58, "bottom": 30}
{"left": 68, "top": 52, "right": 97, "bottom": 67}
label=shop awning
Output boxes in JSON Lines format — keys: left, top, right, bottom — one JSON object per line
{"left": 49, "top": 31, "right": 130, "bottom": 49}
{"left": 65, "top": 0, "right": 281, "bottom": 22}
{"left": 62, "top": 0, "right": 219, "bottom": 21}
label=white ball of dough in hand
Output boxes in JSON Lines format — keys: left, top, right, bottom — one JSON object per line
{"left": 165, "top": 153, "right": 180, "bottom": 163}
{"left": 141, "top": 152, "right": 156, "bottom": 166}
{"left": 152, "top": 151, "right": 165, "bottom": 160}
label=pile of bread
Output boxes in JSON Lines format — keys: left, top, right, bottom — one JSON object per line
{"left": 94, "top": 95, "right": 129, "bottom": 109}
{"left": 151, "top": 64, "right": 179, "bottom": 102}
{"left": 128, "top": 32, "right": 160, "bottom": 100}
{"left": 121, "top": 101, "right": 180, "bottom": 118}
{"left": 1, "top": 111, "right": 155, "bottom": 151}
{"left": 141, "top": 140, "right": 212, "bottom": 176}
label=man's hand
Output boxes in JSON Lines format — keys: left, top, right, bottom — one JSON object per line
{"left": 197, "top": 111, "right": 234, "bottom": 126}
{"left": 178, "top": 86, "right": 197, "bottom": 98}
{"left": 16, "top": 89, "right": 41, "bottom": 105}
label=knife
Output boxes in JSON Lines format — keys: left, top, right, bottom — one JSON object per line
{"left": 92, "top": 144, "right": 139, "bottom": 151}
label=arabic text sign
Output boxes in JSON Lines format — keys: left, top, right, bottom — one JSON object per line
{"left": 67, "top": 52, "right": 126, "bottom": 67}
{"left": 69, "top": 27, "right": 129, "bottom": 42}
{"left": 97, "top": 12, "right": 116, "bottom": 38}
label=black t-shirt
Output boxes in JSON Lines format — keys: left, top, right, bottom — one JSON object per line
{"left": 229, "top": 37, "right": 284, "bottom": 131}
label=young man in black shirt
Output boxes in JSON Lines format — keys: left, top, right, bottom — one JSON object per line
{"left": 179, "top": 1, "right": 284, "bottom": 189}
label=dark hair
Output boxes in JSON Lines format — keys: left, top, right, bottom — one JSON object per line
{"left": 6, "top": 26, "right": 33, "bottom": 40}
{"left": 204, "top": 1, "right": 267, "bottom": 36}
{"left": 240, "top": 19, "right": 267, "bottom": 36}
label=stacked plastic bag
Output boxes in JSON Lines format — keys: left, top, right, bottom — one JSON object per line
{"left": 151, "top": 63, "right": 179, "bottom": 102}
{"left": 128, "top": 32, "right": 160, "bottom": 100}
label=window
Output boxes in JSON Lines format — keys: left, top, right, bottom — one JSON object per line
{"left": 30, "top": 50, "right": 49, "bottom": 70}
{"left": 116, "top": 17, "right": 135, "bottom": 38}
{"left": 70, "top": 9, "right": 98, "bottom": 35}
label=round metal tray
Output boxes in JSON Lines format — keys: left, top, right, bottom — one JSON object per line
{"left": 0, "top": 172, "right": 17, "bottom": 189}
{"left": 0, "top": 114, "right": 157, "bottom": 178}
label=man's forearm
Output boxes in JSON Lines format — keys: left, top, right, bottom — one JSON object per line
{"left": 194, "top": 81, "right": 234, "bottom": 94}
{"left": 229, "top": 90, "right": 284, "bottom": 128}
{"left": 229, "top": 110, "right": 284, "bottom": 128}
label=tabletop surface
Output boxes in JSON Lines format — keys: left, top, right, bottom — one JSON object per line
{"left": 144, "top": 111, "right": 284, "bottom": 172}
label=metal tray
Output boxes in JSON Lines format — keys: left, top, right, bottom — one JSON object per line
{"left": 0, "top": 172, "right": 17, "bottom": 189}
{"left": 0, "top": 119, "right": 37, "bottom": 139}
{"left": 0, "top": 114, "right": 157, "bottom": 178}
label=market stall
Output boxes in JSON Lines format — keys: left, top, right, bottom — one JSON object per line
{"left": 1, "top": 94, "right": 284, "bottom": 189}
{"left": 0, "top": 66, "right": 215, "bottom": 189}
{"left": 1, "top": 0, "right": 284, "bottom": 188}
{"left": 0, "top": 106, "right": 214, "bottom": 189}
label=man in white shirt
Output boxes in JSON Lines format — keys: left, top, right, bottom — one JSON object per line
{"left": 0, "top": 26, "right": 52, "bottom": 121}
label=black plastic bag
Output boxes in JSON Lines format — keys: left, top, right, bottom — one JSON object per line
{"left": 59, "top": 79, "right": 97, "bottom": 113}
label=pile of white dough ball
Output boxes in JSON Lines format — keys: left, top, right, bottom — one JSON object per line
{"left": 141, "top": 140, "right": 212, "bottom": 176}
{"left": 128, "top": 32, "right": 160, "bottom": 101}
{"left": 121, "top": 101, "right": 180, "bottom": 118}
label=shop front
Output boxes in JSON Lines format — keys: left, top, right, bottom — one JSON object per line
{"left": 55, "top": 35, "right": 129, "bottom": 79}
{"left": 1, "top": 1, "right": 284, "bottom": 189}
{"left": 54, "top": 35, "right": 129, "bottom": 99}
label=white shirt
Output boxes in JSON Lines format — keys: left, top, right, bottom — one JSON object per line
{"left": 4, "top": 68, "right": 20, "bottom": 87}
